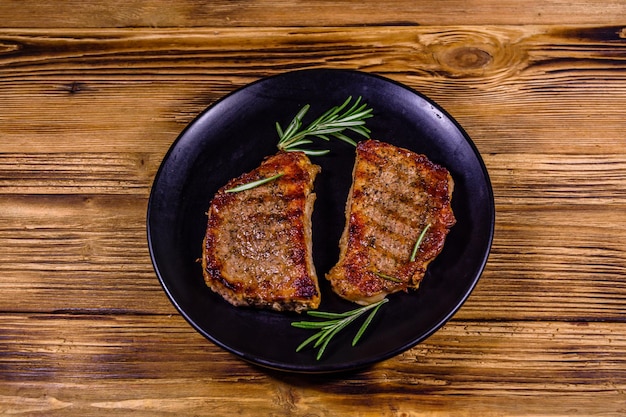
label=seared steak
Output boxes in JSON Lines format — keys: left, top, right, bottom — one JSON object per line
{"left": 326, "top": 140, "right": 456, "bottom": 305}
{"left": 202, "top": 151, "right": 321, "bottom": 312}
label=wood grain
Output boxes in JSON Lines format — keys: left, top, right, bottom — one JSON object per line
{"left": 1, "top": 26, "right": 624, "bottom": 154}
{"left": 1, "top": 0, "right": 625, "bottom": 28}
{"left": 1, "top": 315, "right": 626, "bottom": 416}
{"left": 1, "top": 7, "right": 626, "bottom": 416}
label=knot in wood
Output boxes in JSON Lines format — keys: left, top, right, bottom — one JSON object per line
{"left": 441, "top": 46, "right": 492, "bottom": 71}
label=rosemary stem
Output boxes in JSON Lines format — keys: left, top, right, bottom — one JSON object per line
{"left": 410, "top": 223, "right": 432, "bottom": 262}
{"left": 224, "top": 173, "right": 284, "bottom": 193}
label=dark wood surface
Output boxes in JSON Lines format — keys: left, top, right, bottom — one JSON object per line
{"left": 2, "top": 2, "right": 626, "bottom": 415}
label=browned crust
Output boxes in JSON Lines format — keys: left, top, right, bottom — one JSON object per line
{"left": 201, "top": 151, "right": 321, "bottom": 312}
{"left": 326, "top": 139, "right": 456, "bottom": 305}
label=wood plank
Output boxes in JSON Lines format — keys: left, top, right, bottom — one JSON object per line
{"left": 0, "top": 153, "right": 160, "bottom": 195}
{"left": 1, "top": 0, "right": 625, "bottom": 28}
{"left": 450, "top": 201, "right": 626, "bottom": 321}
{"left": 487, "top": 154, "right": 626, "bottom": 206}
{"left": 0, "top": 194, "right": 174, "bottom": 313}
{"left": 0, "top": 26, "right": 624, "bottom": 153}
{"left": 1, "top": 315, "right": 625, "bottom": 415}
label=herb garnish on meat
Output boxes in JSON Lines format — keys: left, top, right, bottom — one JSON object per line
{"left": 410, "top": 223, "right": 432, "bottom": 262}
{"left": 225, "top": 173, "right": 284, "bottom": 193}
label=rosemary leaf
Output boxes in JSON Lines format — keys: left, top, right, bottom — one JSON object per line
{"left": 332, "top": 131, "right": 358, "bottom": 147}
{"left": 314, "top": 325, "right": 342, "bottom": 349}
{"left": 282, "top": 105, "right": 309, "bottom": 139}
{"left": 373, "top": 271, "right": 402, "bottom": 283}
{"left": 291, "top": 320, "right": 340, "bottom": 329}
{"left": 225, "top": 173, "right": 284, "bottom": 193}
{"left": 410, "top": 223, "right": 432, "bottom": 262}
{"left": 283, "top": 139, "right": 314, "bottom": 148}
{"left": 352, "top": 300, "right": 386, "bottom": 346}
{"left": 315, "top": 96, "right": 351, "bottom": 122}
{"left": 315, "top": 318, "right": 356, "bottom": 360}
{"left": 348, "top": 125, "right": 371, "bottom": 137}
{"left": 304, "top": 310, "right": 353, "bottom": 319}
{"left": 295, "top": 332, "right": 324, "bottom": 353}
{"left": 306, "top": 304, "right": 375, "bottom": 319}
{"left": 294, "top": 149, "right": 331, "bottom": 156}
{"left": 308, "top": 127, "right": 347, "bottom": 135}
{"left": 275, "top": 121, "right": 284, "bottom": 138}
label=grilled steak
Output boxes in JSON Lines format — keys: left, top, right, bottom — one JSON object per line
{"left": 326, "top": 140, "right": 456, "bottom": 305}
{"left": 202, "top": 151, "right": 321, "bottom": 312}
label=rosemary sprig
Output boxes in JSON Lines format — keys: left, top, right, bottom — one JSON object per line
{"left": 373, "top": 271, "right": 402, "bottom": 283}
{"left": 276, "top": 96, "right": 373, "bottom": 155}
{"left": 410, "top": 223, "right": 432, "bottom": 262}
{"left": 225, "top": 173, "right": 284, "bottom": 193}
{"left": 292, "top": 298, "right": 388, "bottom": 360}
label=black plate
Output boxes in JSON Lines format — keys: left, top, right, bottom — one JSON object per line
{"left": 147, "top": 69, "right": 494, "bottom": 373}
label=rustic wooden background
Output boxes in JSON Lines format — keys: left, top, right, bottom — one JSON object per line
{"left": 1, "top": 1, "right": 626, "bottom": 415}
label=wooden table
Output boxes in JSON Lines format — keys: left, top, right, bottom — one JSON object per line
{"left": 2, "top": 1, "right": 626, "bottom": 415}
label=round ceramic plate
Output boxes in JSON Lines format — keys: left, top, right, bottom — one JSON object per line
{"left": 147, "top": 69, "right": 494, "bottom": 373}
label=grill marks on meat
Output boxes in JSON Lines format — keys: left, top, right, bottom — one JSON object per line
{"left": 326, "top": 140, "right": 456, "bottom": 305}
{"left": 202, "top": 151, "right": 321, "bottom": 312}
